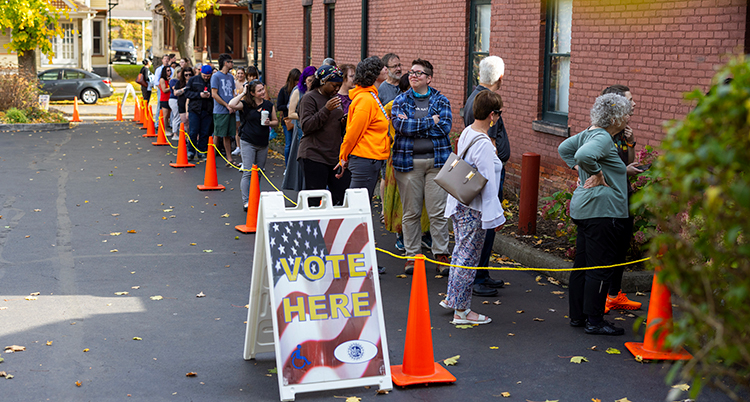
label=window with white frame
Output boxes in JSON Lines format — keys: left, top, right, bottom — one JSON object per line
{"left": 93, "top": 20, "right": 103, "bottom": 55}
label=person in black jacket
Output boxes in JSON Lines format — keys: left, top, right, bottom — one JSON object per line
{"left": 185, "top": 65, "right": 214, "bottom": 160}
{"left": 462, "top": 55, "right": 510, "bottom": 297}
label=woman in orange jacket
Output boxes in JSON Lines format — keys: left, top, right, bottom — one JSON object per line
{"left": 336, "top": 56, "right": 391, "bottom": 200}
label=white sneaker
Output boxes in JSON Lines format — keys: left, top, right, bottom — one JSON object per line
{"left": 231, "top": 148, "right": 241, "bottom": 156}
{"left": 171, "top": 135, "right": 179, "bottom": 140}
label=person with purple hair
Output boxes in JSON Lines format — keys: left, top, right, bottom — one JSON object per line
{"left": 282, "top": 66, "right": 317, "bottom": 191}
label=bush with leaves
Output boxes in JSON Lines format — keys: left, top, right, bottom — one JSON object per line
{"left": 4, "top": 108, "right": 28, "bottom": 124}
{"left": 634, "top": 56, "right": 750, "bottom": 401}
{"left": 0, "top": 64, "right": 41, "bottom": 112}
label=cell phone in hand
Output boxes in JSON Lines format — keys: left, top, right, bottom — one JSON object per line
{"left": 635, "top": 163, "right": 651, "bottom": 171}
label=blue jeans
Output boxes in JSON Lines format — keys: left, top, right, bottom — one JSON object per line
{"left": 283, "top": 123, "right": 293, "bottom": 165}
{"left": 188, "top": 109, "right": 212, "bottom": 155}
{"left": 475, "top": 167, "right": 506, "bottom": 283}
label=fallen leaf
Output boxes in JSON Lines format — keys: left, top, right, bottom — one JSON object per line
{"left": 114, "top": 292, "right": 128, "bottom": 296}
{"left": 132, "top": 337, "right": 142, "bottom": 341}
{"left": 33, "top": 209, "right": 41, "bottom": 212}
{"left": 570, "top": 356, "right": 588, "bottom": 364}
{"left": 614, "top": 317, "right": 626, "bottom": 321}
{"left": 443, "top": 355, "right": 460, "bottom": 366}
{"left": 672, "top": 383, "right": 690, "bottom": 391}
{"left": 150, "top": 295, "right": 163, "bottom": 301}
{"left": 75, "top": 380, "right": 82, "bottom": 387}
{"left": 455, "top": 324, "right": 474, "bottom": 329}
{"left": 635, "top": 291, "right": 646, "bottom": 296}
{"left": 489, "top": 346, "right": 499, "bottom": 349}
{"left": 189, "top": 243, "right": 197, "bottom": 246}
{"left": 111, "top": 213, "right": 120, "bottom": 216}
{"left": 110, "top": 249, "right": 118, "bottom": 253}
{"left": 29, "top": 292, "right": 40, "bottom": 296}
{"left": 516, "top": 310, "right": 524, "bottom": 314}
{"left": 590, "top": 346, "right": 598, "bottom": 351}
{"left": 634, "top": 355, "right": 644, "bottom": 362}
{"left": 533, "top": 317, "right": 545, "bottom": 322}
{"left": 157, "top": 244, "right": 162, "bottom": 247}
{"left": 196, "top": 292, "right": 206, "bottom": 298}
{"left": 25, "top": 296, "right": 37, "bottom": 301}
{"left": 46, "top": 341, "right": 52, "bottom": 346}
{"left": 0, "top": 371, "right": 13, "bottom": 379}
{"left": 4, "top": 345, "right": 25, "bottom": 352}
{"left": 24, "top": 235, "right": 30, "bottom": 238}
{"left": 131, "top": 286, "right": 140, "bottom": 289}
{"left": 220, "top": 213, "right": 229, "bottom": 218}
{"left": 83, "top": 349, "right": 89, "bottom": 352}
{"left": 110, "top": 232, "right": 121, "bottom": 236}
{"left": 552, "top": 291, "right": 565, "bottom": 295}
{"left": 268, "top": 367, "right": 277, "bottom": 374}
{"left": 482, "top": 301, "right": 489, "bottom": 304}
{"left": 592, "top": 399, "right": 601, "bottom": 402}
{"left": 395, "top": 274, "right": 407, "bottom": 278}
{"left": 127, "top": 230, "right": 137, "bottom": 234}
{"left": 535, "top": 275, "right": 542, "bottom": 282}
{"left": 186, "top": 372, "right": 197, "bottom": 377}
{"left": 606, "top": 348, "right": 621, "bottom": 355}
{"left": 614, "top": 398, "right": 632, "bottom": 402}
{"left": 493, "top": 300, "right": 501, "bottom": 305}
{"left": 203, "top": 250, "right": 213, "bottom": 253}
{"left": 163, "top": 209, "right": 173, "bottom": 212}
{"left": 500, "top": 391, "right": 510, "bottom": 397}
{"left": 507, "top": 333, "right": 514, "bottom": 336}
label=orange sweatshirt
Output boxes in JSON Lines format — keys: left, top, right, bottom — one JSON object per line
{"left": 339, "top": 85, "right": 391, "bottom": 162}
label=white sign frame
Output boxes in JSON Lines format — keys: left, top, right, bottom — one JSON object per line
{"left": 244, "top": 189, "right": 393, "bottom": 401}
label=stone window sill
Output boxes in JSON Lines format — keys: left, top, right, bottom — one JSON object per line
{"left": 532, "top": 120, "right": 570, "bottom": 138}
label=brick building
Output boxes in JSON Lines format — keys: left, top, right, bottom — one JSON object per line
{"left": 262, "top": 0, "right": 748, "bottom": 195}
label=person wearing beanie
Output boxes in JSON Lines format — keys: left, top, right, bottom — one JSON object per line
{"left": 184, "top": 64, "right": 215, "bottom": 160}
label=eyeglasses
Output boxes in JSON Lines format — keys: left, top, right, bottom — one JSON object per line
{"left": 493, "top": 109, "right": 502, "bottom": 115}
{"left": 387, "top": 63, "right": 402, "bottom": 69}
{"left": 408, "top": 70, "right": 429, "bottom": 77}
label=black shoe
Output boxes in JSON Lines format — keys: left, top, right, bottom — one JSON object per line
{"left": 569, "top": 319, "right": 586, "bottom": 327}
{"left": 482, "top": 277, "right": 506, "bottom": 288}
{"left": 377, "top": 266, "right": 386, "bottom": 275}
{"left": 472, "top": 283, "right": 498, "bottom": 297}
{"left": 584, "top": 320, "right": 625, "bottom": 335}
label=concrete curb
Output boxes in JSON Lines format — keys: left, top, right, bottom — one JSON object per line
{"left": 492, "top": 233, "right": 654, "bottom": 292}
{"left": 0, "top": 122, "right": 71, "bottom": 132}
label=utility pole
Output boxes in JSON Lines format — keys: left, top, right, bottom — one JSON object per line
{"left": 108, "top": 0, "right": 119, "bottom": 78}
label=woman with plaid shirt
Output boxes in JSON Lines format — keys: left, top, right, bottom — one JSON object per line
{"left": 391, "top": 58, "right": 453, "bottom": 274}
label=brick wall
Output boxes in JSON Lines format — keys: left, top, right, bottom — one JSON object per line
{"left": 263, "top": 0, "right": 747, "bottom": 196}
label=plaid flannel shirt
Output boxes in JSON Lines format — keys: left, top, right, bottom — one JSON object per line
{"left": 391, "top": 88, "right": 453, "bottom": 172}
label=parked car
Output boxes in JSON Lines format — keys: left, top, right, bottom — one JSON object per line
{"left": 37, "top": 68, "right": 113, "bottom": 104}
{"left": 110, "top": 39, "right": 138, "bottom": 64}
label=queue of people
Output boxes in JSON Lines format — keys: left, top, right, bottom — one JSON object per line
{"left": 136, "top": 51, "right": 645, "bottom": 333}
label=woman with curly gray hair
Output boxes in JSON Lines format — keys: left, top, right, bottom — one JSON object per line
{"left": 557, "top": 93, "right": 632, "bottom": 336}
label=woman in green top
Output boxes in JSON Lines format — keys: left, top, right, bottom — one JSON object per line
{"left": 557, "top": 93, "right": 631, "bottom": 336}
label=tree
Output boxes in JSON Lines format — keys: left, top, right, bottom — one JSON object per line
{"left": 0, "top": 0, "right": 68, "bottom": 75}
{"left": 159, "top": 0, "right": 220, "bottom": 64}
{"left": 635, "top": 57, "right": 750, "bottom": 401}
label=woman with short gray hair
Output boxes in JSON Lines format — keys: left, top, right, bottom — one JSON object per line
{"left": 557, "top": 93, "right": 631, "bottom": 336}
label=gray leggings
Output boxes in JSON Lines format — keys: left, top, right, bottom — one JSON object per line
{"left": 240, "top": 140, "right": 268, "bottom": 203}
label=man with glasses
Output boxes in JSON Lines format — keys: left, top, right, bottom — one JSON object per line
{"left": 391, "top": 59, "right": 453, "bottom": 274}
{"left": 211, "top": 53, "right": 238, "bottom": 166}
{"left": 379, "top": 53, "right": 403, "bottom": 105}
{"left": 185, "top": 64, "right": 215, "bottom": 160}
{"left": 462, "top": 55, "right": 510, "bottom": 297}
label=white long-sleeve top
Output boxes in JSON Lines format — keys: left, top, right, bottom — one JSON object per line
{"left": 444, "top": 126, "right": 506, "bottom": 230}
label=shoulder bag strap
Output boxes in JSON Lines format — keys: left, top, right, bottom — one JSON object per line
{"left": 458, "top": 134, "right": 491, "bottom": 160}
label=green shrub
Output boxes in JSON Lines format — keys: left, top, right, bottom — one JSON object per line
{"left": 4, "top": 107, "right": 28, "bottom": 124}
{"left": 635, "top": 56, "right": 750, "bottom": 400}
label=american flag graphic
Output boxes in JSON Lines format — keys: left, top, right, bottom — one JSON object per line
{"left": 268, "top": 218, "right": 386, "bottom": 386}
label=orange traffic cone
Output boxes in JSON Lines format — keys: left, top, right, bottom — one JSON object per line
{"left": 169, "top": 123, "right": 195, "bottom": 168}
{"left": 625, "top": 260, "right": 692, "bottom": 361}
{"left": 140, "top": 101, "right": 148, "bottom": 129}
{"left": 236, "top": 164, "right": 260, "bottom": 233}
{"left": 197, "top": 137, "right": 225, "bottom": 191}
{"left": 142, "top": 108, "right": 156, "bottom": 138}
{"left": 115, "top": 100, "right": 123, "bottom": 121}
{"left": 71, "top": 96, "right": 82, "bottom": 122}
{"left": 152, "top": 110, "right": 170, "bottom": 146}
{"left": 133, "top": 98, "right": 141, "bottom": 122}
{"left": 391, "top": 255, "right": 456, "bottom": 386}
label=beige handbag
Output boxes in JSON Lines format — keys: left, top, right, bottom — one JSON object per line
{"left": 434, "top": 135, "right": 490, "bottom": 205}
